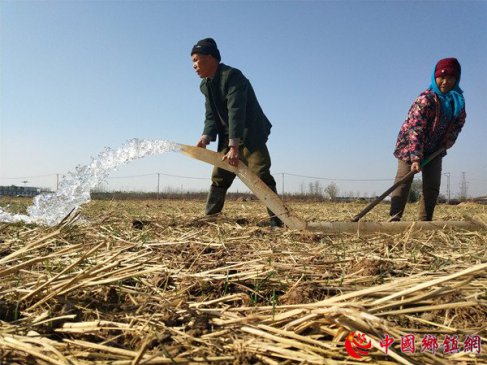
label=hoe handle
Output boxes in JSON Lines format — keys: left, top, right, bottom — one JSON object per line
{"left": 351, "top": 148, "right": 445, "bottom": 222}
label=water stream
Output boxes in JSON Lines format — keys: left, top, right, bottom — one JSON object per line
{"left": 0, "top": 139, "right": 181, "bottom": 226}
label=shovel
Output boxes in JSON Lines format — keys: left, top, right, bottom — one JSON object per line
{"left": 351, "top": 148, "right": 445, "bottom": 222}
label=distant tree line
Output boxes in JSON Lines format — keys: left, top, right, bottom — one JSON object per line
{"left": 90, "top": 181, "right": 363, "bottom": 203}
{"left": 89, "top": 178, "right": 485, "bottom": 205}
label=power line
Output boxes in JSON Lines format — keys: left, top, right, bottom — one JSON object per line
{"left": 108, "top": 172, "right": 207, "bottom": 180}
{"left": 279, "top": 172, "right": 394, "bottom": 182}
{"left": 0, "top": 173, "right": 58, "bottom": 179}
{"left": 108, "top": 173, "right": 157, "bottom": 179}
{"left": 1, "top": 171, "right": 485, "bottom": 185}
{"left": 0, "top": 172, "right": 207, "bottom": 180}
{"left": 153, "top": 172, "right": 207, "bottom": 180}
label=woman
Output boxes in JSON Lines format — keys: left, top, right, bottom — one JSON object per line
{"left": 390, "top": 58, "right": 466, "bottom": 221}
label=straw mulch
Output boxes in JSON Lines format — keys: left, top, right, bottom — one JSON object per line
{"left": 0, "top": 198, "right": 486, "bottom": 364}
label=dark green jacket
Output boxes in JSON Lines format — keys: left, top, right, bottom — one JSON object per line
{"left": 200, "top": 63, "right": 272, "bottom": 152}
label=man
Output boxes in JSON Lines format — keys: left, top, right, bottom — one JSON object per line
{"left": 191, "top": 37, "right": 282, "bottom": 227}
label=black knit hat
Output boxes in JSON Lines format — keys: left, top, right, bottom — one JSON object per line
{"left": 191, "top": 38, "right": 221, "bottom": 61}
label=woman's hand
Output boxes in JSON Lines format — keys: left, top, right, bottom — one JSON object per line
{"left": 411, "top": 161, "right": 421, "bottom": 173}
{"left": 222, "top": 146, "right": 239, "bottom": 167}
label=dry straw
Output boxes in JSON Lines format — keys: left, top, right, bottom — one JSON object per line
{"left": 0, "top": 199, "right": 485, "bottom": 364}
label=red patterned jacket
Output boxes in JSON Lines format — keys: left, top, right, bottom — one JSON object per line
{"left": 393, "top": 89, "right": 466, "bottom": 163}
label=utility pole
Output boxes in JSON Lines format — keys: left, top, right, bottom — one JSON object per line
{"left": 459, "top": 172, "right": 468, "bottom": 201}
{"left": 281, "top": 172, "right": 285, "bottom": 197}
{"left": 157, "top": 173, "right": 160, "bottom": 196}
{"left": 56, "top": 174, "right": 59, "bottom": 192}
{"left": 443, "top": 172, "right": 450, "bottom": 204}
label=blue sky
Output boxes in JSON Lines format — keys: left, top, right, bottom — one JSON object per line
{"left": 1, "top": 0, "right": 486, "bottom": 197}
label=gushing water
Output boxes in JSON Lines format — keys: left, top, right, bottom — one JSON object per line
{"left": 0, "top": 139, "right": 181, "bottom": 226}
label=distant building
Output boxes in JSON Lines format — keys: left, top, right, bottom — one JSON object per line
{"left": 0, "top": 185, "right": 41, "bottom": 197}
{"left": 472, "top": 196, "right": 487, "bottom": 205}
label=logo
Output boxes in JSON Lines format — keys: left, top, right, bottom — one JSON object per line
{"left": 344, "top": 332, "right": 481, "bottom": 359}
{"left": 345, "top": 331, "right": 372, "bottom": 359}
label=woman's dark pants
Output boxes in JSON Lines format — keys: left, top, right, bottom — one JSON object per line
{"left": 390, "top": 156, "right": 442, "bottom": 221}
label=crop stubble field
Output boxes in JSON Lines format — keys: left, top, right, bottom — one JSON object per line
{"left": 0, "top": 197, "right": 486, "bottom": 364}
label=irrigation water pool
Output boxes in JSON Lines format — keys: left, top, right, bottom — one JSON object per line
{"left": 0, "top": 139, "right": 180, "bottom": 226}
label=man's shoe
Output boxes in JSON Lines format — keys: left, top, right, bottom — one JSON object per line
{"left": 205, "top": 186, "right": 227, "bottom": 216}
{"left": 270, "top": 216, "right": 284, "bottom": 228}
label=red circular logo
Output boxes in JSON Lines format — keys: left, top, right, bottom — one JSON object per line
{"left": 345, "top": 332, "right": 372, "bottom": 359}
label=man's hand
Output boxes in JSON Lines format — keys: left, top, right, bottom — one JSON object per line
{"left": 196, "top": 137, "right": 209, "bottom": 149}
{"left": 411, "top": 161, "right": 421, "bottom": 173}
{"left": 222, "top": 146, "right": 239, "bottom": 167}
